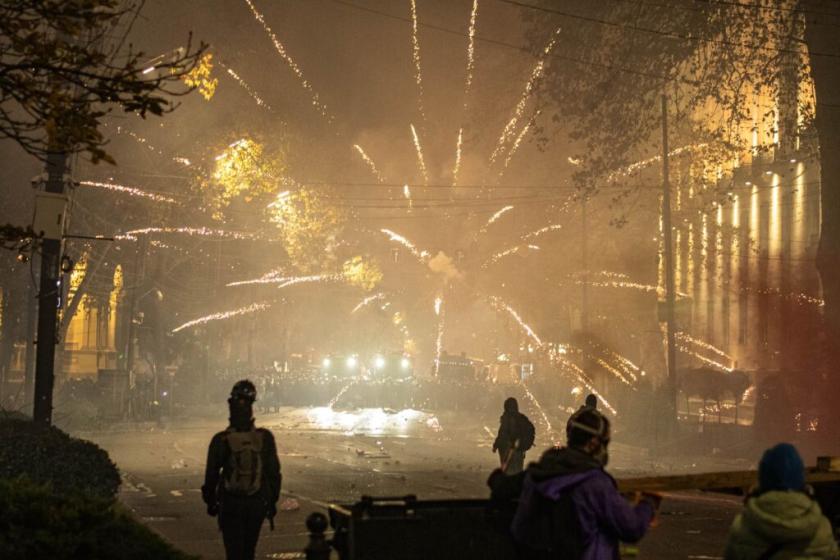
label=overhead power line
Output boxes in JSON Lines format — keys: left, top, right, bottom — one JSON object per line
{"left": 497, "top": 0, "right": 840, "bottom": 58}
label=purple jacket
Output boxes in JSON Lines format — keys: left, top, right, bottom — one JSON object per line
{"left": 510, "top": 447, "right": 654, "bottom": 560}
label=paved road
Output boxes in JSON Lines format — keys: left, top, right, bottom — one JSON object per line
{"left": 85, "top": 406, "right": 747, "bottom": 559}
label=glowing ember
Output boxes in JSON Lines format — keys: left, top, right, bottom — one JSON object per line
{"left": 172, "top": 302, "right": 271, "bottom": 333}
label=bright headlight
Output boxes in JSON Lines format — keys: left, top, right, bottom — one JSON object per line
{"left": 322, "top": 358, "right": 331, "bottom": 368}
{"left": 400, "top": 358, "right": 410, "bottom": 370}
{"left": 374, "top": 356, "right": 386, "bottom": 369}
{"left": 346, "top": 356, "right": 358, "bottom": 368}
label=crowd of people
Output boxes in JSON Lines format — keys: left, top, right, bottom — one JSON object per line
{"left": 202, "top": 380, "right": 840, "bottom": 560}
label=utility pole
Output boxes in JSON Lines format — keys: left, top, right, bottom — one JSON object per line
{"left": 33, "top": 151, "right": 69, "bottom": 424}
{"left": 660, "top": 95, "right": 679, "bottom": 423}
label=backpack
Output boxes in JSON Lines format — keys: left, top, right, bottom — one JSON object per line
{"left": 518, "top": 415, "right": 536, "bottom": 451}
{"left": 223, "top": 429, "right": 264, "bottom": 496}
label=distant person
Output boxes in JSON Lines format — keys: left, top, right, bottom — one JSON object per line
{"left": 202, "top": 380, "right": 282, "bottom": 560}
{"left": 492, "top": 397, "right": 536, "bottom": 475}
{"left": 724, "top": 443, "right": 838, "bottom": 560}
{"left": 491, "top": 407, "right": 660, "bottom": 559}
{"left": 582, "top": 393, "right": 598, "bottom": 411}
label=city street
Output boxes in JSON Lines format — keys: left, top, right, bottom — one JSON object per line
{"left": 86, "top": 406, "right": 748, "bottom": 559}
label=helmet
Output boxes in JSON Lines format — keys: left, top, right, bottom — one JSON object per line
{"left": 230, "top": 379, "right": 257, "bottom": 403}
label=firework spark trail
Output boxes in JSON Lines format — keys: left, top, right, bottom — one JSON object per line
{"left": 483, "top": 205, "right": 514, "bottom": 231}
{"left": 594, "top": 358, "right": 631, "bottom": 386}
{"left": 452, "top": 128, "right": 463, "bottom": 187}
{"left": 328, "top": 378, "right": 360, "bottom": 408}
{"left": 500, "top": 111, "right": 539, "bottom": 179}
{"left": 607, "top": 143, "right": 707, "bottom": 182}
{"left": 380, "top": 229, "right": 430, "bottom": 262}
{"left": 678, "top": 345, "right": 734, "bottom": 373}
{"left": 488, "top": 296, "right": 543, "bottom": 347}
{"left": 352, "top": 292, "right": 386, "bottom": 314}
{"left": 227, "top": 273, "right": 336, "bottom": 288}
{"left": 118, "top": 227, "right": 259, "bottom": 241}
{"left": 482, "top": 244, "right": 539, "bottom": 268}
{"left": 78, "top": 181, "right": 179, "bottom": 204}
{"left": 517, "top": 373, "right": 554, "bottom": 435}
{"left": 409, "top": 0, "right": 426, "bottom": 122}
{"left": 553, "top": 356, "right": 618, "bottom": 415}
{"left": 410, "top": 124, "right": 429, "bottom": 184}
{"left": 220, "top": 63, "right": 272, "bottom": 111}
{"left": 521, "top": 197, "right": 576, "bottom": 241}
{"left": 243, "top": 0, "right": 332, "bottom": 121}
{"left": 353, "top": 145, "right": 386, "bottom": 183}
{"left": 488, "top": 27, "right": 561, "bottom": 166}
{"left": 433, "top": 296, "right": 445, "bottom": 376}
{"left": 676, "top": 332, "right": 733, "bottom": 362}
{"left": 462, "top": 0, "right": 479, "bottom": 112}
{"left": 172, "top": 302, "right": 270, "bottom": 333}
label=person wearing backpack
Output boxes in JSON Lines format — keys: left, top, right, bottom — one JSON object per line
{"left": 724, "top": 443, "right": 839, "bottom": 560}
{"left": 492, "top": 397, "right": 536, "bottom": 474}
{"left": 202, "top": 380, "right": 282, "bottom": 560}
{"left": 492, "top": 407, "right": 659, "bottom": 559}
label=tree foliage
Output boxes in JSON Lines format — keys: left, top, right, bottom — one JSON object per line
{"left": 0, "top": 0, "right": 206, "bottom": 162}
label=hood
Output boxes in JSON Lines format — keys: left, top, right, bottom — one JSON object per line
{"left": 743, "top": 491, "right": 824, "bottom": 544}
{"left": 527, "top": 447, "right": 603, "bottom": 498}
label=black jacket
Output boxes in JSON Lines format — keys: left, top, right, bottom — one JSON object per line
{"left": 494, "top": 411, "right": 532, "bottom": 452}
{"left": 202, "top": 425, "right": 282, "bottom": 511}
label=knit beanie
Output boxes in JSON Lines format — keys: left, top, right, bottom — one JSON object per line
{"left": 758, "top": 443, "right": 805, "bottom": 492}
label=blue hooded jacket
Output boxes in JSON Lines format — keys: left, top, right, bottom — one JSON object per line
{"left": 511, "top": 447, "right": 654, "bottom": 560}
